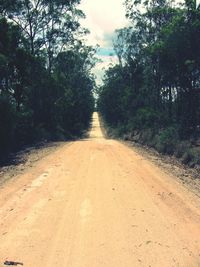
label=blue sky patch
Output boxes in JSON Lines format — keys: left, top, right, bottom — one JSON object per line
{"left": 97, "top": 47, "right": 115, "bottom": 57}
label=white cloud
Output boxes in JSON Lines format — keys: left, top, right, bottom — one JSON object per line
{"left": 79, "top": 0, "right": 128, "bottom": 84}
{"left": 80, "top": 0, "right": 127, "bottom": 47}
{"left": 93, "top": 54, "right": 118, "bottom": 85}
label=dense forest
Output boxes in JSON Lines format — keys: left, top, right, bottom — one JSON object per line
{"left": 98, "top": 0, "right": 200, "bottom": 166}
{"left": 0, "top": 0, "right": 95, "bottom": 160}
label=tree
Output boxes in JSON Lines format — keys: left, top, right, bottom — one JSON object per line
{"left": 1, "top": 0, "right": 86, "bottom": 70}
{"left": 0, "top": 3, "right": 95, "bottom": 159}
{"left": 98, "top": 0, "right": 200, "bottom": 144}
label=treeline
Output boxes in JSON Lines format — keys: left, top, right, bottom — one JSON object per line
{"left": 0, "top": 0, "right": 94, "bottom": 159}
{"left": 98, "top": 0, "right": 200, "bottom": 166}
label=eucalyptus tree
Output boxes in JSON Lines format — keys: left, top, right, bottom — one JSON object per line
{"left": 99, "top": 0, "right": 200, "bottom": 144}
{"left": 0, "top": 0, "right": 96, "bottom": 158}
{"left": 1, "top": 0, "right": 86, "bottom": 71}
{"left": 53, "top": 44, "right": 95, "bottom": 135}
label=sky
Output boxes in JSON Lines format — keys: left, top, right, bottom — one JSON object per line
{"left": 79, "top": 0, "right": 128, "bottom": 84}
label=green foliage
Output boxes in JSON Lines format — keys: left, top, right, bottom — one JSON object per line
{"left": 181, "top": 148, "right": 200, "bottom": 167}
{"left": 174, "top": 142, "right": 190, "bottom": 158}
{"left": 0, "top": 96, "right": 15, "bottom": 156}
{"left": 98, "top": 0, "right": 200, "bottom": 165}
{"left": 0, "top": 9, "right": 95, "bottom": 160}
{"left": 154, "top": 127, "right": 179, "bottom": 154}
{"left": 132, "top": 108, "right": 160, "bottom": 129}
{"left": 1, "top": 0, "right": 84, "bottom": 61}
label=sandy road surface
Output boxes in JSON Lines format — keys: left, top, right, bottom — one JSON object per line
{"left": 0, "top": 113, "right": 200, "bottom": 267}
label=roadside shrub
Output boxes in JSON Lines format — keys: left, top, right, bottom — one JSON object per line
{"left": 181, "top": 151, "right": 192, "bottom": 165}
{"left": 140, "top": 128, "right": 154, "bottom": 145}
{"left": 33, "top": 124, "right": 52, "bottom": 142}
{"left": 0, "top": 96, "right": 15, "bottom": 156}
{"left": 181, "top": 148, "right": 200, "bottom": 167}
{"left": 115, "top": 123, "right": 129, "bottom": 137}
{"left": 174, "top": 141, "right": 190, "bottom": 158}
{"left": 154, "top": 127, "right": 179, "bottom": 154}
{"left": 15, "top": 111, "right": 34, "bottom": 147}
{"left": 191, "top": 149, "right": 200, "bottom": 166}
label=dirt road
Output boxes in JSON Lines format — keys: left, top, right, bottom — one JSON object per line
{"left": 0, "top": 113, "right": 200, "bottom": 267}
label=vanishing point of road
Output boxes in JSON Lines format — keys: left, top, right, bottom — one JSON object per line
{"left": 0, "top": 113, "right": 200, "bottom": 266}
